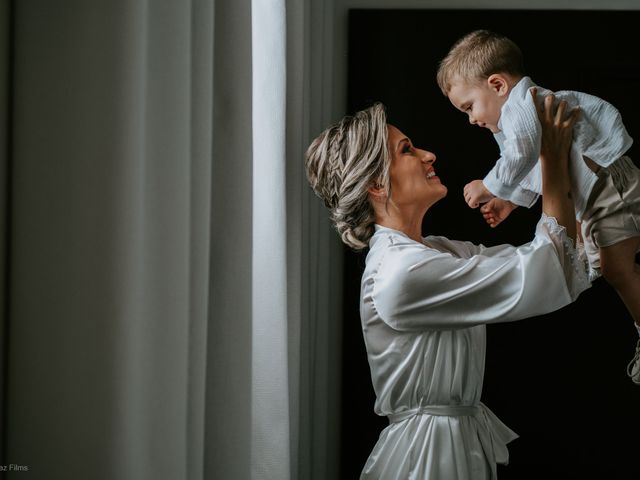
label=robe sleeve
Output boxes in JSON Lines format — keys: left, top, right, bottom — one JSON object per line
{"left": 371, "top": 215, "right": 590, "bottom": 331}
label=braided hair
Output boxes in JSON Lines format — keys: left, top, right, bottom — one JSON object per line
{"left": 305, "top": 103, "right": 390, "bottom": 250}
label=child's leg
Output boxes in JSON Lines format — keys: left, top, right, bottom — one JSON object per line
{"left": 601, "top": 237, "right": 640, "bottom": 384}
{"left": 600, "top": 236, "right": 640, "bottom": 325}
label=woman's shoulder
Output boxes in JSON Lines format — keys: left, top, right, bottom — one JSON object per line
{"left": 424, "top": 235, "right": 480, "bottom": 257}
{"left": 365, "top": 229, "right": 442, "bottom": 275}
{"left": 368, "top": 227, "right": 481, "bottom": 257}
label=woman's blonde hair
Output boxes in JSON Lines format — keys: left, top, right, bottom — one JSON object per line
{"left": 436, "top": 29, "right": 525, "bottom": 95}
{"left": 305, "top": 102, "right": 390, "bottom": 251}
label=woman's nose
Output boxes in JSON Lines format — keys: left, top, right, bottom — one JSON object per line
{"left": 420, "top": 150, "right": 436, "bottom": 163}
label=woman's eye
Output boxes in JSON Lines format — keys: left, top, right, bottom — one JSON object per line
{"left": 403, "top": 145, "right": 412, "bottom": 154}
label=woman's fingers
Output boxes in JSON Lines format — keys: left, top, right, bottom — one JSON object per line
{"left": 544, "top": 93, "right": 555, "bottom": 123}
{"left": 530, "top": 87, "right": 581, "bottom": 130}
{"left": 531, "top": 88, "right": 561, "bottom": 124}
{"left": 564, "top": 105, "right": 581, "bottom": 129}
{"left": 530, "top": 87, "right": 542, "bottom": 117}
{"left": 554, "top": 99, "right": 567, "bottom": 124}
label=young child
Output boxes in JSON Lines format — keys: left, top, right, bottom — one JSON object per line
{"left": 437, "top": 29, "right": 640, "bottom": 385}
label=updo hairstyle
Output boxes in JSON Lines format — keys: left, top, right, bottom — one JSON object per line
{"left": 305, "top": 102, "right": 390, "bottom": 250}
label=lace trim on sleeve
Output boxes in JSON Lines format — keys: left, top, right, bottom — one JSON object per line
{"left": 539, "top": 213, "right": 591, "bottom": 299}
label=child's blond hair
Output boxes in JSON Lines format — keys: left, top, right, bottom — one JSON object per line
{"left": 436, "top": 30, "right": 525, "bottom": 95}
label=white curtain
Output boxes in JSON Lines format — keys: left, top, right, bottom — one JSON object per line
{"left": 0, "top": 0, "right": 9, "bottom": 460}
{"left": 0, "top": 0, "right": 341, "bottom": 479}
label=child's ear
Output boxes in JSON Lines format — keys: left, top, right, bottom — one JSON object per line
{"left": 487, "top": 74, "right": 509, "bottom": 97}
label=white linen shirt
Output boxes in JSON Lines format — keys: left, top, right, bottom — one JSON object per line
{"left": 359, "top": 214, "right": 590, "bottom": 480}
{"left": 483, "top": 76, "right": 633, "bottom": 220}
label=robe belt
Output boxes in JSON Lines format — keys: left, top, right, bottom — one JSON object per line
{"left": 387, "top": 402, "right": 516, "bottom": 480}
{"left": 387, "top": 404, "right": 479, "bottom": 423}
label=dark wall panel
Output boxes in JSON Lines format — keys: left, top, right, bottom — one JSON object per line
{"left": 343, "top": 9, "right": 640, "bottom": 480}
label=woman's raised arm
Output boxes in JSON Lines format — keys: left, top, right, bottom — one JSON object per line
{"left": 533, "top": 87, "right": 580, "bottom": 241}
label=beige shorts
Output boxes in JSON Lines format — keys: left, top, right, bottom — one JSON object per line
{"left": 581, "top": 156, "right": 640, "bottom": 275}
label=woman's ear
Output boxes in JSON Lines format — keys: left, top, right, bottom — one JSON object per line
{"left": 487, "top": 73, "right": 509, "bottom": 97}
{"left": 368, "top": 183, "right": 386, "bottom": 201}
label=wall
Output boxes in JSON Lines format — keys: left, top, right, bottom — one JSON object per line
{"left": 330, "top": 1, "right": 639, "bottom": 478}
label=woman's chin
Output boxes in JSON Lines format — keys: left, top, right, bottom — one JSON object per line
{"left": 425, "top": 187, "right": 448, "bottom": 209}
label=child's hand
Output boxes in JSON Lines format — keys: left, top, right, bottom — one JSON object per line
{"left": 463, "top": 180, "right": 493, "bottom": 208}
{"left": 480, "top": 198, "right": 518, "bottom": 228}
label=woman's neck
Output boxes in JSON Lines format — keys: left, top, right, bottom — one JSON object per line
{"left": 375, "top": 212, "right": 424, "bottom": 244}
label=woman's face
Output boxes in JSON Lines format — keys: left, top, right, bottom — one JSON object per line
{"left": 386, "top": 125, "right": 447, "bottom": 209}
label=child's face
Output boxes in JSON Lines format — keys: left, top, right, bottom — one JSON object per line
{"left": 447, "top": 79, "right": 507, "bottom": 133}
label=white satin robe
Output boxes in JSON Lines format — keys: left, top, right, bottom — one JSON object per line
{"left": 359, "top": 215, "right": 590, "bottom": 480}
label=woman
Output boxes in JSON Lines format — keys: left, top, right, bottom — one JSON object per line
{"left": 305, "top": 91, "right": 589, "bottom": 480}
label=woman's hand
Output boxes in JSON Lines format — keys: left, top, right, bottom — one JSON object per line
{"left": 531, "top": 87, "right": 580, "bottom": 240}
{"left": 531, "top": 87, "right": 580, "bottom": 168}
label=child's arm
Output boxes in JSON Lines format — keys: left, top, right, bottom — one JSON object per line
{"left": 463, "top": 179, "right": 494, "bottom": 208}
{"left": 480, "top": 198, "right": 519, "bottom": 228}
{"left": 483, "top": 86, "right": 546, "bottom": 206}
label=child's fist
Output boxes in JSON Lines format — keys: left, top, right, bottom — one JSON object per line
{"left": 480, "top": 198, "right": 518, "bottom": 228}
{"left": 463, "top": 180, "right": 493, "bottom": 208}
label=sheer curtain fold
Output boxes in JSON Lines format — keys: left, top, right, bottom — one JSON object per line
{"left": 0, "top": 0, "right": 9, "bottom": 466}
{"left": 2, "top": 0, "right": 340, "bottom": 479}
{"left": 250, "top": 0, "right": 290, "bottom": 478}
{"left": 5, "top": 1, "right": 212, "bottom": 479}
{"left": 207, "top": 0, "right": 254, "bottom": 477}
{"left": 187, "top": 2, "right": 215, "bottom": 479}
